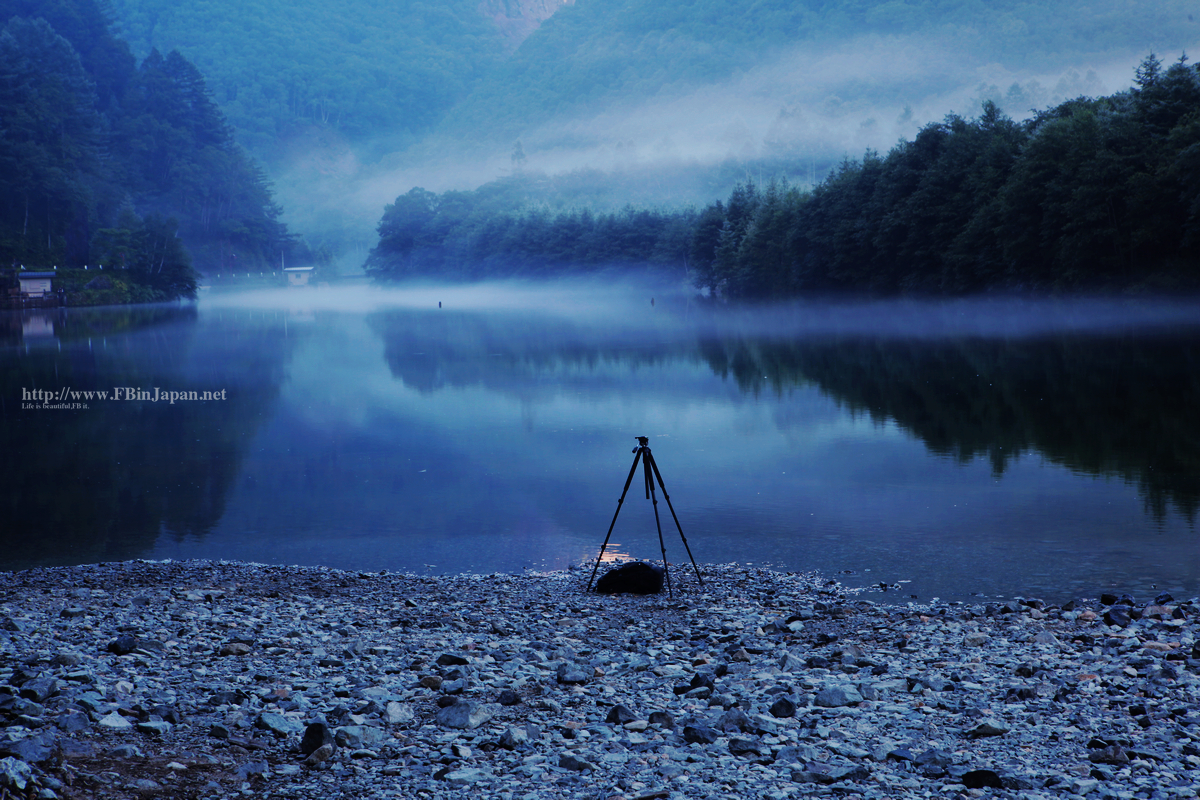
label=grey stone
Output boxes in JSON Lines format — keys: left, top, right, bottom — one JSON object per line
{"left": 779, "top": 651, "right": 806, "bottom": 671}
{"left": 304, "top": 744, "right": 334, "bottom": 766}
{"left": 98, "top": 711, "right": 132, "bottom": 731}
{"left": 19, "top": 677, "right": 59, "bottom": 703}
{"left": 556, "top": 663, "right": 590, "bottom": 684}
{"left": 385, "top": 701, "right": 413, "bottom": 725}
{"left": 334, "top": 725, "right": 388, "bottom": 749}
{"left": 0, "top": 757, "right": 32, "bottom": 791}
{"left": 769, "top": 696, "right": 797, "bottom": 718}
{"left": 110, "top": 744, "right": 143, "bottom": 759}
{"left": 442, "top": 767, "right": 491, "bottom": 785}
{"left": 137, "top": 720, "right": 172, "bottom": 736}
{"left": 301, "top": 721, "right": 334, "bottom": 755}
{"left": 775, "top": 744, "right": 820, "bottom": 764}
{"left": 106, "top": 635, "right": 137, "bottom": 655}
{"left": 605, "top": 704, "right": 636, "bottom": 724}
{"left": 683, "top": 725, "right": 719, "bottom": 744}
{"left": 435, "top": 701, "right": 493, "bottom": 730}
{"left": 968, "top": 719, "right": 1010, "bottom": 737}
{"left": 815, "top": 684, "right": 863, "bottom": 707}
{"left": 0, "top": 732, "right": 57, "bottom": 764}
{"left": 729, "top": 738, "right": 762, "bottom": 756}
{"left": 558, "top": 752, "right": 595, "bottom": 771}
{"left": 255, "top": 712, "right": 303, "bottom": 737}
{"left": 718, "top": 707, "right": 753, "bottom": 733}
{"left": 499, "top": 726, "right": 529, "bottom": 750}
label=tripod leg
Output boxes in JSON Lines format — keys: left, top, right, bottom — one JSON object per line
{"left": 645, "top": 456, "right": 673, "bottom": 599}
{"left": 646, "top": 452, "right": 704, "bottom": 588}
{"left": 587, "top": 449, "right": 643, "bottom": 592}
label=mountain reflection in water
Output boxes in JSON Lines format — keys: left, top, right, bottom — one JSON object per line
{"left": 2, "top": 289, "right": 1198, "bottom": 602}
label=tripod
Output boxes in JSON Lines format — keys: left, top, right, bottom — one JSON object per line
{"left": 587, "top": 436, "right": 703, "bottom": 597}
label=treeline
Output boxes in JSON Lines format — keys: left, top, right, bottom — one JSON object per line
{"left": 365, "top": 180, "right": 695, "bottom": 279}
{"left": 0, "top": 0, "right": 310, "bottom": 300}
{"left": 697, "top": 55, "right": 1200, "bottom": 295}
{"left": 369, "top": 55, "right": 1200, "bottom": 295}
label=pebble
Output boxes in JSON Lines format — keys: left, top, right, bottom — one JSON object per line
{"left": 0, "top": 559, "right": 1199, "bottom": 800}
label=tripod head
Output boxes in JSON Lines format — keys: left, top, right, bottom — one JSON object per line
{"left": 633, "top": 435, "right": 649, "bottom": 452}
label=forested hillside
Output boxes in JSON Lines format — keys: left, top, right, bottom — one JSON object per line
{"left": 0, "top": 0, "right": 308, "bottom": 296}
{"left": 108, "top": 0, "right": 516, "bottom": 161}
{"left": 367, "top": 56, "right": 1200, "bottom": 295}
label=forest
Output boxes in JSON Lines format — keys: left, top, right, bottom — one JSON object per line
{"left": 368, "top": 56, "right": 1200, "bottom": 296}
{"left": 0, "top": 0, "right": 309, "bottom": 302}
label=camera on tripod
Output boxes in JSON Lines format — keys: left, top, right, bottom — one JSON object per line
{"left": 587, "top": 435, "right": 703, "bottom": 598}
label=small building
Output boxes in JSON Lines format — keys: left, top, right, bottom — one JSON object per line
{"left": 19, "top": 271, "right": 54, "bottom": 297}
{"left": 283, "top": 266, "right": 314, "bottom": 286}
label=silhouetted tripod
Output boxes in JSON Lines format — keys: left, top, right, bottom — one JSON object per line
{"left": 587, "top": 436, "right": 703, "bottom": 597}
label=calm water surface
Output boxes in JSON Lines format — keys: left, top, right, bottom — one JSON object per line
{"left": 4, "top": 283, "right": 1199, "bottom": 603}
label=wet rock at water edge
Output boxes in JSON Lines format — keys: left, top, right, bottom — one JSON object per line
{"left": 594, "top": 562, "right": 664, "bottom": 594}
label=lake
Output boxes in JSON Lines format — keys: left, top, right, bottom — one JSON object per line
{"left": 4, "top": 282, "right": 1199, "bottom": 604}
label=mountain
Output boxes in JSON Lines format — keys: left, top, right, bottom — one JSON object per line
{"left": 108, "top": 0, "right": 570, "bottom": 164}
{"left": 437, "top": 0, "right": 1200, "bottom": 148}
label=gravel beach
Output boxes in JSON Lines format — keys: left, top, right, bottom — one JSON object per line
{"left": 1, "top": 559, "right": 1198, "bottom": 800}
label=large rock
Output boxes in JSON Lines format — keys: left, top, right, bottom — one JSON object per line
{"left": 256, "top": 712, "right": 303, "bottom": 738}
{"left": 301, "top": 722, "right": 335, "bottom": 756}
{"left": 434, "top": 701, "right": 493, "bottom": 730}
{"left": 106, "top": 635, "right": 137, "bottom": 655}
{"left": 334, "top": 725, "right": 388, "bottom": 749}
{"left": 0, "top": 758, "right": 33, "bottom": 791}
{"left": 815, "top": 685, "right": 863, "bottom": 708}
{"left": 555, "top": 663, "right": 590, "bottom": 685}
{"left": 594, "top": 562, "right": 664, "bottom": 594}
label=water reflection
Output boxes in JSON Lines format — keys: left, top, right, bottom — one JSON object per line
{"left": 0, "top": 304, "right": 294, "bottom": 569}
{"left": 2, "top": 291, "right": 1199, "bottom": 602}
{"left": 700, "top": 334, "right": 1200, "bottom": 521}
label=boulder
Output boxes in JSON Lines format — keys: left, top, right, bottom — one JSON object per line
{"left": 594, "top": 562, "right": 664, "bottom": 594}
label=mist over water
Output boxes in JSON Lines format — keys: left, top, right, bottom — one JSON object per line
{"left": 5, "top": 286, "right": 1200, "bottom": 603}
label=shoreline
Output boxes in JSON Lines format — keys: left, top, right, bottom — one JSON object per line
{"left": 1, "top": 559, "right": 1197, "bottom": 799}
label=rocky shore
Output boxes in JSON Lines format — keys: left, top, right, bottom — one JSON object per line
{"left": 1, "top": 559, "right": 1198, "bottom": 800}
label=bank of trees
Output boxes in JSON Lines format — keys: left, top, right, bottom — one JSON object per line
{"left": 0, "top": 0, "right": 307, "bottom": 300}
{"left": 366, "top": 179, "right": 695, "bottom": 279}
{"left": 369, "top": 55, "right": 1200, "bottom": 295}
{"left": 695, "top": 55, "right": 1200, "bottom": 295}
